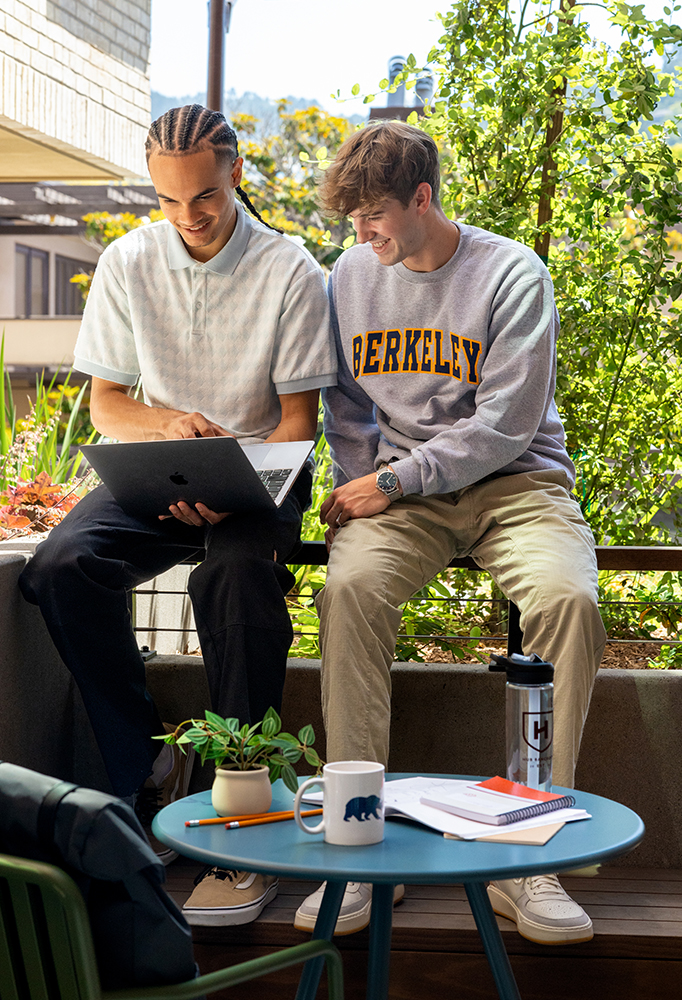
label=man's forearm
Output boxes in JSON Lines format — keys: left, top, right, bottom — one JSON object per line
{"left": 266, "top": 389, "right": 319, "bottom": 443}
{"left": 89, "top": 378, "right": 228, "bottom": 441}
{"left": 91, "top": 385, "right": 172, "bottom": 440}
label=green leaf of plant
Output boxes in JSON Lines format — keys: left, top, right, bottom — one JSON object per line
{"left": 263, "top": 707, "right": 282, "bottom": 734}
{"left": 351, "top": 83, "right": 360, "bottom": 96}
{"left": 281, "top": 763, "right": 299, "bottom": 794}
{"left": 298, "top": 724, "right": 314, "bottom": 744}
{"left": 261, "top": 716, "right": 277, "bottom": 738}
{"left": 204, "top": 710, "right": 226, "bottom": 728}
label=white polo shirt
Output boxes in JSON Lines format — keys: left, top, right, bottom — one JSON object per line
{"left": 73, "top": 206, "right": 336, "bottom": 441}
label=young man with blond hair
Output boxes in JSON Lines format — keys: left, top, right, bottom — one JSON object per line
{"left": 294, "top": 120, "right": 605, "bottom": 944}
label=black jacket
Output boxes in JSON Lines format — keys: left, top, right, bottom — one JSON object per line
{"left": 0, "top": 761, "right": 196, "bottom": 990}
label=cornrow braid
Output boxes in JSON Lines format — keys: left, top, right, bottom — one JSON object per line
{"left": 146, "top": 104, "right": 283, "bottom": 234}
{"left": 235, "top": 185, "right": 284, "bottom": 234}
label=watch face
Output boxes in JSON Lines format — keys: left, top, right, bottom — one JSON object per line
{"left": 377, "top": 470, "right": 398, "bottom": 493}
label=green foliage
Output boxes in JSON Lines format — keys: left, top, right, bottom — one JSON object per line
{"left": 234, "top": 102, "right": 356, "bottom": 266}
{"left": 1, "top": 335, "right": 97, "bottom": 487}
{"left": 0, "top": 334, "right": 98, "bottom": 537}
{"left": 647, "top": 643, "right": 682, "bottom": 668}
{"left": 71, "top": 210, "right": 166, "bottom": 302}
{"left": 287, "top": 432, "right": 331, "bottom": 658}
{"left": 157, "top": 707, "right": 323, "bottom": 794}
{"left": 417, "top": 0, "right": 682, "bottom": 544}
{"left": 597, "top": 570, "right": 682, "bottom": 639}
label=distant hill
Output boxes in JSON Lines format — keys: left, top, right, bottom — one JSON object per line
{"left": 151, "top": 90, "right": 363, "bottom": 131}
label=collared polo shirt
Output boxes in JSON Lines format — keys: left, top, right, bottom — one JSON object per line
{"left": 74, "top": 206, "right": 336, "bottom": 441}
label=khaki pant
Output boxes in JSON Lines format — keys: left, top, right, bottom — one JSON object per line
{"left": 316, "top": 470, "right": 606, "bottom": 789}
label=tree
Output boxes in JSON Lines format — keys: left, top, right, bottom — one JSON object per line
{"left": 415, "top": 0, "right": 682, "bottom": 543}
{"left": 233, "top": 102, "right": 356, "bottom": 266}
{"left": 70, "top": 210, "right": 165, "bottom": 301}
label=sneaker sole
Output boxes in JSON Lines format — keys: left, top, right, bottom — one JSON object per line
{"left": 294, "top": 884, "right": 405, "bottom": 936}
{"left": 183, "top": 880, "right": 279, "bottom": 926}
{"left": 487, "top": 885, "right": 594, "bottom": 945}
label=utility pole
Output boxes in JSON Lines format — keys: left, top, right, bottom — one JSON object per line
{"left": 207, "top": 0, "right": 237, "bottom": 112}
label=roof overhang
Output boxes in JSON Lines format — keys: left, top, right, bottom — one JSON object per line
{"left": 0, "top": 117, "right": 143, "bottom": 182}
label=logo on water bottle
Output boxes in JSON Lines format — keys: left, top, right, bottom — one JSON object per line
{"left": 522, "top": 711, "right": 553, "bottom": 752}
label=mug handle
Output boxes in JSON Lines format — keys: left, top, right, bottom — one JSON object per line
{"left": 294, "top": 777, "right": 325, "bottom": 834}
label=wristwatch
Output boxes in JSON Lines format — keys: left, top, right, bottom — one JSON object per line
{"left": 375, "top": 464, "right": 402, "bottom": 502}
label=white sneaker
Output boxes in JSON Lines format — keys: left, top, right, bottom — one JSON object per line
{"left": 487, "top": 874, "right": 593, "bottom": 945}
{"left": 294, "top": 881, "right": 405, "bottom": 935}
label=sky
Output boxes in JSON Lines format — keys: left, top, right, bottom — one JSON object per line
{"left": 149, "top": 0, "right": 675, "bottom": 117}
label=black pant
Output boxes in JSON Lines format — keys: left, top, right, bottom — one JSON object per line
{"left": 19, "top": 471, "right": 311, "bottom": 797}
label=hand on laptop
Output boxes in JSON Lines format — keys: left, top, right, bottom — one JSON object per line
{"left": 164, "top": 411, "right": 232, "bottom": 440}
{"left": 161, "top": 501, "right": 230, "bottom": 527}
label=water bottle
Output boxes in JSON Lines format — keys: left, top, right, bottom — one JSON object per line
{"left": 489, "top": 653, "right": 554, "bottom": 791}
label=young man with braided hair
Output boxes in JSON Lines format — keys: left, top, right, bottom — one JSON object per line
{"left": 20, "top": 104, "right": 336, "bottom": 924}
{"left": 294, "top": 120, "right": 606, "bottom": 943}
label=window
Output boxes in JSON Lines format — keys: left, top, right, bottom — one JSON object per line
{"left": 15, "top": 245, "right": 48, "bottom": 317}
{"left": 55, "top": 254, "right": 92, "bottom": 315}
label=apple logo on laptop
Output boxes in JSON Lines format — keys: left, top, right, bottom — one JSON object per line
{"left": 170, "top": 472, "right": 188, "bottom": 485}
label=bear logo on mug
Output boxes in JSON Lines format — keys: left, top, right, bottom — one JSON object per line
{"left": 343, "top": 794, "right": 383, "bottom": 822}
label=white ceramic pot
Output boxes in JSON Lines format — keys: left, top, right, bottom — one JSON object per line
{"left": 211, "top": 765, "right": 272, "bottom": 816}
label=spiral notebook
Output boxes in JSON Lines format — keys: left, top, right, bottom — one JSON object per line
{"left": 420, "top": 777, "right": 576, "bottom": 826}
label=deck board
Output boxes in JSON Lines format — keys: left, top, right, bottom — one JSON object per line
{"left": 165, "top": 857, "right": 682, "bottom": 996}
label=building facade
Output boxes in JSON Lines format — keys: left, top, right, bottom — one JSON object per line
{"left": 0, "top": 1, "right": 153, "bottom": 398}
{"left": 0, "top": 0, "right": 151, "bottom": 181}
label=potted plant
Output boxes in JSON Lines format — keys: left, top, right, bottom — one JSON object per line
{"left": 158, "top": 707, "right": 323, "bottom": 816}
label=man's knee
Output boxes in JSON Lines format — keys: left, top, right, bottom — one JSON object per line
{"left": 20, "top": 530, "right": 84, "bottom": 600}
{"left": 546, "top": 576, "right": 600, "bottom": 620}
{"left": 317, "top": 555, "right": 385, "bottom": 620}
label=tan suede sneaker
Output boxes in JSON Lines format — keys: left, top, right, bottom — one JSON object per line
{"left": 183, "top": 867, "right": 279, "bottom": 926}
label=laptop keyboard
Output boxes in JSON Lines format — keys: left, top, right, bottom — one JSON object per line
{"left": 256, "top": 468, "right": 293, "bottom": 500}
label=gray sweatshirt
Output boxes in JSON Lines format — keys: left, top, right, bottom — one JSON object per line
{"left": 322, "top": 223, "right": 575, "bottom": 496}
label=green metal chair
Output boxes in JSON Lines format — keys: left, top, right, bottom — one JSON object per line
{"left": 0, "top": 852, "right": 344, "bottom": 1000}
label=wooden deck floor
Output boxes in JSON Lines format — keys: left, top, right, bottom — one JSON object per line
{"left": 165, "top": 859, "right": 682, "bottom": 999}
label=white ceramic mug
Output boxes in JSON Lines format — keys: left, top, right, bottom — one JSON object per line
{"left": 294, "top": 761, "right": 385, "bottom": 845}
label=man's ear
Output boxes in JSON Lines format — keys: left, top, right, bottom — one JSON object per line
{"left": 231, "top": 156, "right": 244, "bottom": 188}
{"left": 414, "top": 182, "right": 433, "bottom": 216}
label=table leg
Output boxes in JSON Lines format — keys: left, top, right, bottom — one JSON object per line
{"left": 366, "top": 882, "right": 394, "bottom": 1000}
{"left": 465, "top": 882, "right": 522, "bottom": 1000}
{"left": 295, "top": 880, "right": 346, "bottom": 1000}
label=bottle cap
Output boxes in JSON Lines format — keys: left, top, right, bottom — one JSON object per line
{"left": 489, "top": 652, "right": 554, "bottom": 684}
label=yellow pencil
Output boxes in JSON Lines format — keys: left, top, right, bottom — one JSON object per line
{"left": 186, "top": 809, "right": 299, "bottom": 827}
{"left": 225, "top": 809, "right": 322, "bottom": 829}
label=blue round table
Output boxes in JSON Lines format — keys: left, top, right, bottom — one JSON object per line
{"left": 153, "top": 775, "right": 644, "bottom": 1000}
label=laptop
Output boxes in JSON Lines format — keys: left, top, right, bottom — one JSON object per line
{"left": 80, "top": 437, "right": 315, "bottom": 518}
